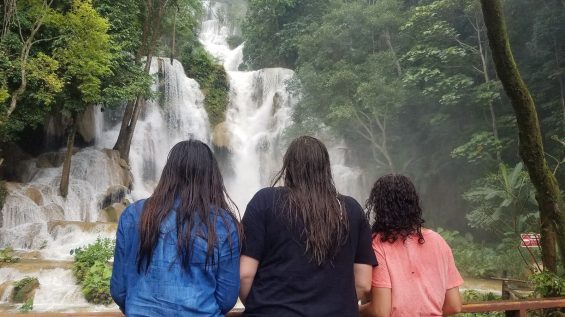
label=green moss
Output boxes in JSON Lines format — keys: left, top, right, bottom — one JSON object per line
{"left": 19, "top": 298, "right": 33, "bottom": 313}
{"left": 12, "top": 277, "right": 39, "bottom": 303}
{"left": 181, "top": 46, "right": 229, "bottom": 126}
{"left": 0, "top": 247, "right": 20, "bottom": 263}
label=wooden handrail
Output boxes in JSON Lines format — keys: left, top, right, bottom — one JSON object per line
{"left": 2, "top": 299, "right": 564, "bottom": 317}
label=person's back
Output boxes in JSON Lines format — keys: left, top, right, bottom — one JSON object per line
{"left": 361, "top": 174, "right": 463, "bottom": 317}
{"left": 371, "top": 229, "right": 462, "bottom": 316}
{"left": 112, "top": 200, "right": 239, "bottom": 317}
{"left": 110, "top": 140, "right": 241, "bottom": 317}
{"left": 239, "top": 136, "right": 377, "bottom": 317}
{"left": 242, "top": 187, "right": 374, "bottom": 316}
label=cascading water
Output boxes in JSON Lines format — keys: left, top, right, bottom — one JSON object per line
{"left": 97, "top": 58, "right": 210, "bottom": 199}
{"left": 199, "top": 1, "right": 365, "bottom": 207}
{"left": 0, "top": 0, "right": 367, "bottom": 312}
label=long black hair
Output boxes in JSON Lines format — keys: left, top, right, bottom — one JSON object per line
{"left": 137, "top": 140, "right": 239, "bottom": 272}
{"left": 272, "top": 136, "right": 348, "bottom": 265}
{"left": 366, "top": 174, "right": 425, "bottom": 244}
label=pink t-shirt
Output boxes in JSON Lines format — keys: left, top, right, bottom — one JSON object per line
{"left": 371, "top": 229, "right": 464, "bottom": 317}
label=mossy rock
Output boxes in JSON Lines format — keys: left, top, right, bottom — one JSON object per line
{"left": 12, "top": 277, "right": 39, "bottom": 303}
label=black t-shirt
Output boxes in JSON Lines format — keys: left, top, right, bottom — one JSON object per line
{"left": 241, "top": 187, "right": 377, "bottom": 317}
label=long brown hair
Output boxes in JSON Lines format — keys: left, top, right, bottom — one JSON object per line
{"left": 366, "top": 174, "right": 425, "bottom": 244}
{"left": 137, "top": 140, "right": 239, "bottom": 272}
{"left": 272, "top": 136, "right": 348, "bottom": 265}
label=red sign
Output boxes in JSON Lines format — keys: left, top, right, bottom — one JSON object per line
{"left": 520, "top": 233, "right": 541, "bottom": 247}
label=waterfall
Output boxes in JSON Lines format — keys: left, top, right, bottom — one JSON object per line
{"left": 199, "top": 1, "right": 365, "bottom": 207}
{"left": 96, "top": 58, "right": 209, "bottom": 199}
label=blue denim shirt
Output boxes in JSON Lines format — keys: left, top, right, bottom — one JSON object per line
{"left": 110, "top": 200, "right": 240, "bottom": 317}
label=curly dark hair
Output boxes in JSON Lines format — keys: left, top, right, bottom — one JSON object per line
{"left": 366, "top": 174, "right": 425, "bottom": 244}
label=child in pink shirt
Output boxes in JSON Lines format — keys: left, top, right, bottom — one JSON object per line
{"left": 360, "top": 174, "right": 463, "bottom": 317}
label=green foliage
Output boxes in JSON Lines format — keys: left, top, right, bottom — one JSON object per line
{"left": 18, "top": 298, "right": 34, "bottom": 313}
{"left": 71, "top": 238, "right": 114, "bottom": 284}
{"left": 438, "top": 228, "right": 530, "bottom": 279}
{"left": 12, "top": 277, "right": 39, "bottom": 303}
{"left": 463, "top": 163, "right": 538, "bottom": 235}
{"left": 457, "top": 290, "right": 503, "bottom": 317}
{"left": 530, "top": 271, "right": 565, "bottom": 297}
{"left": 242, "top": 0, "right": 331, "bottom": 69}
{"left": 53, "top": 0, "right": 113, "bottom": 109}
{"left": 82, "top": 261, "right": 113, "bottom": 305}
{"left": 0, "top": 247, "right": 20, "bottom": 263}
{"left": 451, "top": 132, "right": 505, "bottom": 164}
{"left": 71, "top": 238, "right": 114, "bottom": 305}
{"left": 181, "top": 47, "right": 229, "bottom": 126}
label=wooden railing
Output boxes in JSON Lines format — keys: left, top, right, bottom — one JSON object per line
{"left": 3, "top": 298, "right": 564, "bottom": 317}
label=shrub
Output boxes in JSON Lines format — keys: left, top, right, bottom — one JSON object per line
{"left": 71, "top": 238, "right": 114, "bottom": 282}
{"left": 71, "top": 238, "right": 115, "bottom": 305}
{"left": 82, "top": 261, "right": 113, "bottom": 305}
{"left": 530, "top": 271, "right": 565, "bottom": 297}
{"left": 437, "top": 228, "right": 529, "bottom": 279}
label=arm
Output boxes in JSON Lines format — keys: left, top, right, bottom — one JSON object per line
{"left": 215, "top": 226, "right": 241, "bottom": 314}
{"left": 354, "top": 263, "right": 372, "bottom": 300}
{"left": 442, "top": 287, "right": 462, "bottom": 315}
{"left": 359, "top": 287, "right": 392, "bottom": 317}
{"left": 110, "top": 212, "right": 128, "bottom": 313}
{"left": 239, "top": 255, "right": 259, "bottom": 304}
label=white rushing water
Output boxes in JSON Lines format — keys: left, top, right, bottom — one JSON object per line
{"left": 96, "top": 58, "right": 210, "bottom": 199}
{"left": 0, "top": 0, "right": 364, "bottom": 312}
{"left": 199, "top": 1, "right": 364, "bottom": 207}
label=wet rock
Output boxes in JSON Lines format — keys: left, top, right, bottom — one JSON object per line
{"left": 212, "top": 122, "right": 231, "bottom": 148}
{"left": 11, "top": 277, "right": 39, "bottom": 303}
{"left": 36, "top": 151, "right": 66, "bottom": 168}
{"left": 102, "top": 149, "right": 133, "bottom": 189}
{"left": 99, "top": 185, "right": 128, "bottom": 210}
{"left": 24, "top": 187, "right": 43, "bottom": 206}
{"left": 100, "top": 202, "right": 126, "bottom": 223}
{"left": 77, "top": 105, "right": 97, "bottom": 144}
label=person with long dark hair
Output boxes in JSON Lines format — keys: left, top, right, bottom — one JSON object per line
{"left": 239, "top": 136, "right": 376, "bottom": 316}
{"left": 110, "top": 140, "right": 241, "bottom": 317}
{"left": 360, "top": 174, "right": 463, "bottom": 317}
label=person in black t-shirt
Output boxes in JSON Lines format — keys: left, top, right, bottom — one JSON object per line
{"left": 239, "top": 136, "right": 377, "bottom": 317}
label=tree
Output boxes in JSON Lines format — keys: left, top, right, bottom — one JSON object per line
{"left": 112, "top": 0, "right": 183, "bottom": 161}
{"left": 480, "top": 0, "right": 565, "bottom": 272}
{"left": 0, "top": 0, "right": 64, "bottom": 139}
{"left": 242, "top": 0, "right": 331, "bottom": 70}
{"left": 293, "top": 0, "right": 406, "bottom": 173}
{"left": 52, "top": 0, "right": 112, "bottom": 197}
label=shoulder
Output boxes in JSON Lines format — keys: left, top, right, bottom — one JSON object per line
{"left": 118, "top": 199, "right": 146, "bottom": 226}
{"left": 341, "top": 195, "right": 365, "bottom": 219}
{"left": 216, "top": 208, "right": 239, "bottom": 233}
{"left": 247, "top": 187, "right": 285, "bottom": 210}
{"left": 422, "top": 229, "right": 451, "bottom": 249}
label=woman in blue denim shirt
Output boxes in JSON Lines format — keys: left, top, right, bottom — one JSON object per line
{"left": 110, "top": 140, "right": 241, "bottom": 317}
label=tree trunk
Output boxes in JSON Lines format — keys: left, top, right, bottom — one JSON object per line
{"left": 170, "top": 7, "right": 177, "bottom": 64}
{"left": 480, "top": 0, "right": 565, "bottom": 272}
{"left": 60, "top": 116, "right": 77, "bottom": 198}
{"left": 113, "top": 0, "right": 168, "bottom": 161}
